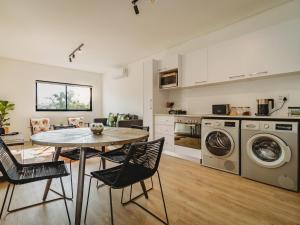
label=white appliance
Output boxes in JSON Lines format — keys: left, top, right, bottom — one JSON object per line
{"left": 241, "top": 120, "right": 299, "bottom": 191}
{"left": 201, "top": 119, "right": 240, "bottom": 174}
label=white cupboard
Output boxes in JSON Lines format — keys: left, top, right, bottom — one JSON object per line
{"left": 154, "top": 115, "right": 174, "bottom": 152}
{"left": 182, "top": 48, "right": 208, "bottom": 87}
{"left": 158, "top": 54, "right": 182, "bottom": 72}
{"left": 207, "top": 17, "right": 300, "bottom": 83}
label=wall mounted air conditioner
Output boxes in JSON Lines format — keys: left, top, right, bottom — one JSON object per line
{"left": 109, "top": 68, "right": 128, "bottom": 79}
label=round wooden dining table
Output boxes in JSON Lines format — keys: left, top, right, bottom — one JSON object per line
{"left": 31, "top": 127, "right": 149, "bottom": 225}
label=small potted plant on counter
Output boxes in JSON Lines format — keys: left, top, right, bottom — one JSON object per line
{"left": 0, "top": 100, "right": 15, "bottom": 135}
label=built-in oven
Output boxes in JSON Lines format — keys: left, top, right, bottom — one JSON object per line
{"left": 174, "top": 117, "right": 201, "bottom": 150}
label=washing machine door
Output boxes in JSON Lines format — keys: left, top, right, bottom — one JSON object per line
{"left": 246, "top": 133, "right": 291, "bottom": 168}
{"left": 204, "top": 129, "right": 234, "bottom": 157}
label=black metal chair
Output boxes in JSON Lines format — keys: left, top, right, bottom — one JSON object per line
{"left": 84, "top": 137, "right": 169, "bottom": 225}
{"left": 98, "top": 125, "right": 153, "bottom": 197}
{"left": 51, "top": 124, "right": 101, "bottom": 200}
{"left": 0, "top": 138, "right": 71, "bottom": 224}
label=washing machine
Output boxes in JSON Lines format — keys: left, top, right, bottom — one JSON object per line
{"left": 241, "top": 120, "right": 299, "bottom": 191}
{"left": 201, "top": 119, "right": 240, "bottom": 174}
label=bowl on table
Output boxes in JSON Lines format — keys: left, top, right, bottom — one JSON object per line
{"left": 90, "top": 123, "right": 104, "bottom": 135}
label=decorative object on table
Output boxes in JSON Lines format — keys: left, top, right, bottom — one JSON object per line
{"left": 0, "top": 100, "right": 15, "bottom": 135}
{"left": 90, "top": 123, "right": 104, "bottom": 135}
{"left": 288, "top": 107, "right": 300, "bottom": 117}
{"left": 30, "top": 118, "right": 51, "bottom": 134}
{"left": 212, "top": 104, "right": 230, "bottom": 115}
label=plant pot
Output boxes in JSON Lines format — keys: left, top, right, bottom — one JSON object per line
{"left": 0, "top": 127, "right": 5, "bottom": 135}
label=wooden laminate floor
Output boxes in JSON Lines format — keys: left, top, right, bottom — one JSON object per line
{"left": 0, "top": 154, "right": 300, "bottom": 225}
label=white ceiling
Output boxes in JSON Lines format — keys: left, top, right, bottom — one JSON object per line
{"left": 0, "top": 0, "right": 290, "bottom": 74}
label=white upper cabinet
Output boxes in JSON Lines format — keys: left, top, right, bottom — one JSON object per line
{"left": 182, "top": 48, "right": 208, "bottom": 87}
{"left": 158, "top": 54, "right": 181, "bottom": 72}
{"left": 246, "top": 18, "right": 300, "bottom": 78}
{"left": 208, "top": 17, "right": 300, "bottom": 84}
{"left": 207, "top": 36, "right": 248, "bottom": 83}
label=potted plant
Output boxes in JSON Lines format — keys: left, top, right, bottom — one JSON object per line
{"left": 0, "top": 100, "right": 15, "bottom": 135}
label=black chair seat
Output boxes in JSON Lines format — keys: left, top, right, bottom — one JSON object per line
{"left": 91, "top": 164, "right": 152, "bottom": 189}
{"left": 60, "top": 147, "right": 100, "bottom": 161}
{"left": 98, "top": 145, "right": 130, "bottom": 163}
{"left": 11, "top": 161, "right": 69, "bottom": 185}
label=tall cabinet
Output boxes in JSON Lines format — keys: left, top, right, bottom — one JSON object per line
{"left": 143, "top": 59, "right": 169, "bottom": 141}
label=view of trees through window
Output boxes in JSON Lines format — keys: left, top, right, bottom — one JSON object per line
{"left": 36, "top": 81, "right": 92, "bottom": 111}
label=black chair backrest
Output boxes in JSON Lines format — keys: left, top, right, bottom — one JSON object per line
{"left": 113, "top": 137, "right": 165, "bottom": 187}
{"left": 130, "top": 125, "right": 150, "bottom": 132}
{"left": 0, "top": 138, "right": 21, "bottom": 181}
{"left": 131, "top": 125, "right": 150, "bottom": 142}
{"left": 53, "top": 125, "right": 76, "bottom": 130}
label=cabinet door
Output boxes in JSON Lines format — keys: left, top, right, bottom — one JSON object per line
{"left": 208, "top": 36, "right": 248, "bottom": 83}
{"left": 143, "top": 60, "right": 154, "bottom": 140}
{"left": 182, "top": 48, "right": 208, "bottom": 87}
{"left": 159, "top": 54, "right": 180, "bottom": 71}
{"left": 246, "top": 18, "right": 300, "bottom": 78}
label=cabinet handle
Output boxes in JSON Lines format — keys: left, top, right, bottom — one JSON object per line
{"left": 195, "top": 81, "right": 207, "bottom": 84}
{"left": 229, "top": 74, "right": 246, "bottom": 79}
{"left": 248, "top": 71, "right": 268, "bottom": 77}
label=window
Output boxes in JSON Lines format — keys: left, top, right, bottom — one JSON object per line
{"left": 36, "top": 81, "right": 92, "bottom": 111}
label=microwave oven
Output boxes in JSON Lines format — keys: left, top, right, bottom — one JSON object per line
{"left": 159, "top": 70, "right": 178, "bottom": 89}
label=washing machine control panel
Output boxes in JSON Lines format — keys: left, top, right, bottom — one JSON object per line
{"left": 242, "top": 120, "right": 298, "bottom": 133}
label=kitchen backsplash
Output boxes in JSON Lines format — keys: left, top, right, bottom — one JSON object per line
{"left": 167, "top": 73, "right": 300, "bottom": 116}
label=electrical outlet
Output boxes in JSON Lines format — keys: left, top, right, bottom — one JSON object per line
{"left": 278, "top": 94, "right": 289, "bottom": 103}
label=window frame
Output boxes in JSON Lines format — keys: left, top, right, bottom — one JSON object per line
{"left": 35, "top": 80, "right": 93, "bottom": 112}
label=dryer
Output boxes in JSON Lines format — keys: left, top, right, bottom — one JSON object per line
{"left": 241, "top": 120, "right": 299, "bottom": 191}
{"left": 201, "top": 119, "right": 240, "bottom": 174}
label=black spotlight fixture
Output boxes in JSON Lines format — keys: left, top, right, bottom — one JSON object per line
{"left": 68, "top": 43, "right": 84, "bottom": 63}
{"left": 132, "top": 0, "right": 139, "bottom": 15}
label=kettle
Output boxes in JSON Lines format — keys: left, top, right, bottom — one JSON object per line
{"left": 256, "top": 99, "right": 274, "bottom": 116}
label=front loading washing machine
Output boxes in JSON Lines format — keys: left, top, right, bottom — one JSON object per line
{"left": 201, "top": 119, "right": 240, "bottom": 174}
{"left": 241, "top": 120, "right": 299, "bottom": 191}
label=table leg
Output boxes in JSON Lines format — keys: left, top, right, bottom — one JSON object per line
{"left": 101, "top": 146, "right": 106, "bottom": 169}
{"left": 43, "top": 146, "right": 62, "bottom": 201}
{"left": 75, "top": 147, "right": 86, "bottom": 225}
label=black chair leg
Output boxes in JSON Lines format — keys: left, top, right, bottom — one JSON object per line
{"left": 109, "top": 187, "right": 114, "bottom": 225}
{"left": 122, "top": 172, "right": 169, "bottom": 225}
{"left": 60, "top": 177, "right": 71, "bottom": 225}
{"left": 7, "top": 184, "right": 15, "bottom": 212}
{"left": 84, "top": 176, "right": 92, "bottom": 225}
{"left": 157, "top": 171, "right": 169, "bottom": 225}
{"left": 0, "top": 183, "right": 10, "bottom": 219}
{"left": 69, "top": 160, "right": 74, "bottom": 199}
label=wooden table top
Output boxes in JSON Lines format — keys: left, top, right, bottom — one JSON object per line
{"left": 30, "top": 127, "right": 149, "bottom": 147}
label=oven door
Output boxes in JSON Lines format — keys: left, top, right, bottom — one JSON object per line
{"left": 174, "top": 122, "right": 201, "bottom": 150}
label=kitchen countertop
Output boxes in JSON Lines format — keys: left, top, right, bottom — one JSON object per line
{"left": 202, "top": 114, "right": 300, "bottom": 121}
{"left": 155, "top": 113, "right": 300, "bottom": 120}
{"left": 154, "top": 113, "right": 204, "bottom": 117}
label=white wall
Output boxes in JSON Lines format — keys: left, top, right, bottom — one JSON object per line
{"left": 102, "top": 1, "right": 300, "bottom": 118}
{"left": 0, "top": 57, "right": 102, "bottom": 140}
{"left": 102, "top": 60, "right": 143, "bottom": 117}
{"left": 168, "top": 73, "right": 300, "bottom": 116}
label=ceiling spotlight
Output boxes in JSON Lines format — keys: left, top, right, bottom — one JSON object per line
{"left": 132, "top": 0, "right": 139, "bottom": 15}
{"left": 68, "top": 43, "right": 84, "bottom": 63}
